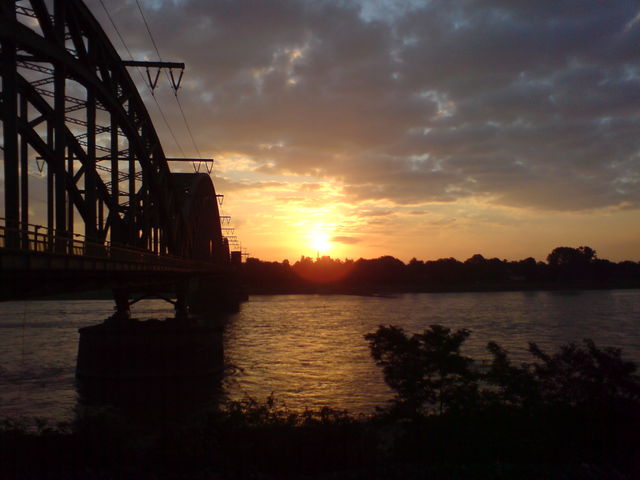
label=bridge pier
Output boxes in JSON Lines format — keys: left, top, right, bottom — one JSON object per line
{"left": 111, "top": 288, "right": 132, "bottom": 322}
{"left": 187, "top": 273, "right": 246, "bottom": 315}
{"left": 76, "top": 318, "right": 224, "bottom": 419}
{"left": 2, "top": 0, "right": 247, "bottom": 419}
{"left": 75, "top": 276, "right": 244, "bottom": 414}
{"left": 175, "top": 281, "right": 189, "bottom": 320}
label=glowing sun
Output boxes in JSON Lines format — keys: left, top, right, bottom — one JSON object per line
{"left": 310, "top": 231, "right": 332, "bottom": 253}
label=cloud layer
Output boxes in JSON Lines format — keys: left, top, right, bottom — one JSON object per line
{"left": 91, "top": 0, "right": 640, "bottom": 213}
{"left": 82, "top": 0, "right": 640, "bottom": 261}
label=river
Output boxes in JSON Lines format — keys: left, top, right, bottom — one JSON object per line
{"left": 1, "top": 289, "right": 639, "bottom": 420}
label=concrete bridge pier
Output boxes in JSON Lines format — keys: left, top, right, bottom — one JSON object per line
{"left": 76, "top": 284, "right": 227, "bottom": 416}
{"left": 75, "top": 319, "right": 224, "bottom": 419}
{"left": 110, "top": 288, "right": 132, "bottom": 322}
{"left": 187, "top": 273, "right": 247, "bottom": 315}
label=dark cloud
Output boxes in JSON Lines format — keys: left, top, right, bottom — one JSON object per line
{"left": 332, "top": 236, "right": 361, "bottom": 244}
{"left": 91, "top": 0, "right": 640, "bottom": 212}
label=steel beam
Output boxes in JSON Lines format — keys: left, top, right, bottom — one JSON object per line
{"left": 121, "top": 60, "right": 185, "bottom": 69}
{"left": 54, "top": 0, "right": 67, "bottom": 250}
{"left": 47, "top": 122, "right": 54, "bottom": 249}
{"left": 166, "top": 158, "right": 214, "bottom": 163}
{"left": 1, "top": 5, "right": 19, "bottom": 249}
{"left": 20, "top": 95, "right": 29, "bottom": 248}
{"left": 85, "top": 88, "right": 97, "bottom": 240}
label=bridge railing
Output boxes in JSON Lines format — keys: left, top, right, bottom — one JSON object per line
{"left": 0, "top": 218, "right": 215, "bottom": 272}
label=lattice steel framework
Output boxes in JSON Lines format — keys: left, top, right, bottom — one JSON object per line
{"left": 0, "top": 0, "right": 227, "bottom": 263}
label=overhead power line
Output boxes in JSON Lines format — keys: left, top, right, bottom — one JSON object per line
{"left": 135, "top": 0, "right": 163, "bottom": 62}
{"left": 174, "top": 92, "right": 203, "bottom": 160}
{"left": 134, "top": 0, "right": 204, "bottom": 161}
{"left": 97, "top": 0, "right": 186, "bottom": 157}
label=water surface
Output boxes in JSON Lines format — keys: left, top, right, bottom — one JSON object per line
{"left": 0, "top": 290, "right": 638, "bottom": 419}
{"left": 226, "top": 290, "right": 640, "bottom": 413}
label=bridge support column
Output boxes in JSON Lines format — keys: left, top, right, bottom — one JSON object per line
{"left": 187, "top": 273, "right": 246, "bottom": 315}
{"left": 109, "top": 288, "right": 131, "bottom": 322}
{"left": 1, "top": 8, "right": 20, "bottom": 250}
{"left": 175, "top": 281, "right": 189, "bottom": 321}
{"left": 76, "top": 320, "right": 224, "bottom": 420}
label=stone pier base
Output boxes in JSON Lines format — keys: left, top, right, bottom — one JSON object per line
{"left": 76, "top": 319, "right": 224, "bottom": 418}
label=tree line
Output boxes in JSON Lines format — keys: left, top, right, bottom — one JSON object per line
{"left": 241, "top": 246, "right": 640, "bottom": 293}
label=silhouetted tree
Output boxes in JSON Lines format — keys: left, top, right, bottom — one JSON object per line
{"left": 367, "top": 324, "right": 640, "bottom": 419}
{"left": 423, "top": 258, "right": 465, "bottom": 285}
{"left": 483, "top": 341, "right": 540, "bottom": 409}
{"left": 528, "top": 339, "right": 640, "bottom": 411}
{"left": 546, "top": 246, "right": 597, "bottom": 281}
{"left": 241, "top": 247, "right": 638, "bottom": 293}
{"left": 365, "top": 325, "right": 477, "bottom": 415}
{"left": 546, "top": 246, "right": 595, "bottom": 267}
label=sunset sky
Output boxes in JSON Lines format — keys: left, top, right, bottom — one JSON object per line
{"left": 88, "top": 0, "right": 640, "bottom": 263}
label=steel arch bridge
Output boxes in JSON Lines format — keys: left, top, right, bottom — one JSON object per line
{"left": 0, "top": 0, "right": 236, "bottom": 314}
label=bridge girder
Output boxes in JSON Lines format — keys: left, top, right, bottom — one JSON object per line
{"left": 1, "top": 0, "right": 227, "bottom": 266}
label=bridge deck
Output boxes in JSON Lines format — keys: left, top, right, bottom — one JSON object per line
{"left": 0, "top": 219, "right": 226, "bottom": 300}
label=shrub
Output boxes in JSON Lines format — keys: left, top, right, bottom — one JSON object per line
{"left": 365, "top": 325, "right": 477, "bottom": 415}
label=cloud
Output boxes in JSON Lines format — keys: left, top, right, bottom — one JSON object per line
{"left": 213, "top": 177, "right": 286, "bottom": 192}
{"left": 331, "top": 236, "right": 361, "bottom": 244}
{"left": 91, "top": 0, "right": 640, "bottom": 213}
{"left": 357, "top": 208, "right": 394, "bottom": 217}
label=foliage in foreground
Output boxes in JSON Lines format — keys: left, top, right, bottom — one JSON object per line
{"left": 2, "top": 326, "right": 640, "bottom": 478}
{"left": 365, "top": 324, "right": 640, "bottom": 417}
{"left": 365, "top": 324, "right": 640, "bottom": 475}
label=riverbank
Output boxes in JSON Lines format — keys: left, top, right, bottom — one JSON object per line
{"left": 4, "top": 323, "right": 640, "bottom": 479}
{"left": 245, "top": 280, "right": 640, "bottom": 295}
{"left": 2, "top": 397, "right": 638, "bottom": 479}
{"left": 26, "top": 281, "right": 640, "bottom": 301}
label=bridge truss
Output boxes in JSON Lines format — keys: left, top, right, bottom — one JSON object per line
{"left": 0, "top": 0, "right": 234, "bottom": 308}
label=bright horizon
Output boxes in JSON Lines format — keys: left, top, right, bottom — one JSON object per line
{"left": 85, "top": 0, "right": 640, "bottom": 264}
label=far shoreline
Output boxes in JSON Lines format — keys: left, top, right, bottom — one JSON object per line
{"left": 20, "top": 281, "right": 639, "bottom": 301}
{"left": 246, "top": 283, "right": 640, "bottom": 295}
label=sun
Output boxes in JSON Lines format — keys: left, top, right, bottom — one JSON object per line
{"left": 310, "top": 231, "right": 332, "bottom": 254}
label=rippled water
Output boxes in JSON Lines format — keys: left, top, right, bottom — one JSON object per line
{"left": 1, "top": 290, "right": 639, "bottom": 420}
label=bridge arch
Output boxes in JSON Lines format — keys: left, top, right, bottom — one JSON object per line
{"left": 172, "top": 173, "right": 229, "bottom": 264}
{"left": 1, "top": 0, "right": 227, "bottom": 263}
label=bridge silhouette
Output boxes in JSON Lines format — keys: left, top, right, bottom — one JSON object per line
{"left": 0, "top": 0, "right": 241, "bottom": 318}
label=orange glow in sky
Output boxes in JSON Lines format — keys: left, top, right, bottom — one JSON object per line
{"left": 89, "top": 1, "right": 640, "bottom": 264}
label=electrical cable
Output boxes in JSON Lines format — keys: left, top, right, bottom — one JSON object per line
{"left": 97, "top": 0, "right": 186, "bottom": 157}
{"left": 135, "top": 0, "right": 163, "bottom": 62}
{"left": 135, "top": 0, "right": 205, "bottom": 161}
{"left": 174, "top": 94, "right": 203, "bottom": 160}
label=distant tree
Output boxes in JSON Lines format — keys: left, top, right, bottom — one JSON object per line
{"left": 547, "top": 246, "right": 596, "bottom": 267}
{"left": 242, "top": 248, "right": 637, "bottom": 293}
{"left": 242, "top": 257, "right": 297, "bottom": 292}
{"left": 508, "top": 257, "right": 539, "bottom": 282}
{"left": 546, "top": 246, "right": 597, "bottom": 281}
{"left": 464, "top": 254, "right": 486, "bottom": 265}
{"left": 424, "top": 258, "right": 465, "bottom": 284}
{"left": 346, "top": 256, "right": 405, "bottom": 287}
{"left": 614, "top": 260, "right": 640, "bottom": 280}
